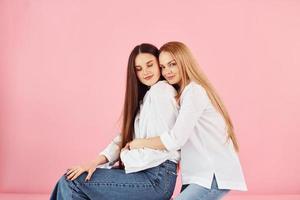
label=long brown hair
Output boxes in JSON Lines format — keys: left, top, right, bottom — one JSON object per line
{"left": 118, "top": 43, "right": 160, "bottom": 168}
{"left": 160, "top": 41, "right": 239, "bottom": 152}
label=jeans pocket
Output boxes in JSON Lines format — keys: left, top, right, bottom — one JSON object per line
{"left": 165, "top": 169, "right": 177, "bottom": 176}
{"left": 162, "top": 169, "right": 177, "bottom": 199}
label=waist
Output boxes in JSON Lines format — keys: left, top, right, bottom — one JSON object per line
{"left": 159, "top": 160, "right": 177, "bottom": 172}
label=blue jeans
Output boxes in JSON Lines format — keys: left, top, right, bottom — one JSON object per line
{"left": 49, "top": 160, "right": 177, "bottom": 200}
{"left": 175, "top": 176, "right": 230, "bottom": 200}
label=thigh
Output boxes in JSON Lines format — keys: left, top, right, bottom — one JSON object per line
{"left": 180, "top": 184, "right": 189, "bottom": 192}
{"left": 175, "top": 184, "right": 229, "bottom": 200}
{"left": 175, "top": 184, "right": 209, "bottom": 200}
{"left": 73, "top": 167, "right": 162, "bottom": 200}
{"left": 82, "top": 168, "right": 153, "bottom": 186}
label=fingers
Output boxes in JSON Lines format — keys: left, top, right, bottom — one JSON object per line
{"left": 67, "top": 168, "right": 81, "bottom": 180}
{"left": 66, "top": 167, "right": 77, "bottom": 176}
{"left": 70, "top": 169, "right": 83, "bottom": 181}
{"left": 65, "top": 164, "right": 97, "bottom": 182}
{"left": 66, "top": 167, "right": 82, "bottom": 180}
{"left": 85, "top": 168, "right": 96, "bottom": 182}
{"left": 125, "top": 143, "right": 131, "bottom": 150}
{"left": 127, "top": 142, "right": 132, "bottom": 150}
{"left": 121, "top": 143, "right": 130, "bottom": 152}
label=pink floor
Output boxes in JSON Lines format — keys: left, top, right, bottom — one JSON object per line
{"left": 0, "top": 193, "right": 300, "bottom": 200}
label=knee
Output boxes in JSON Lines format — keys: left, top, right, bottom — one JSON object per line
{"left": 57, "top": 175, "right": 70, "bottom": 189}
{"left": 50, "top": 175, "right": 74, "bottom": 199}
{"left": 58, "top": 173, "right": 86, "bottom": 187}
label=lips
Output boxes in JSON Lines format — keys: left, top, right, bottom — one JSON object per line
{"left": 144, "top": 75, "right": 154, "bottom": 80}
{"left": 166, "top": 75, "right": 175, "bottom": 80}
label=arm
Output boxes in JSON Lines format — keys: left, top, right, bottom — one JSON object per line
{"left": 91, "top": 154, "right": 109, "bottom": 165}
{"left": 99, "top": 134, "right": 122, "bottom": 164}
{"left": 131, "top": 84, "right": 209, "bottom": 151}
{"left": 129, "top": 81, "right": 177, "bottom": 150}
{"left": 66, "top": 134, "right": 121, "bottom": 181}
{"left": 129, "top": 137, "right": 165, "bottom": 150}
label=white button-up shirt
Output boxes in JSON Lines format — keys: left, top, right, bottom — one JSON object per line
{"left": 160, "top": 81, "right": 247, "bottom": 191}
{"left": 99, "top": 81, "right": 180, "bottom": 173}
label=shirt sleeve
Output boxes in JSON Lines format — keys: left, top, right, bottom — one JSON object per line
{"left": 120, "top": 81, "right": 179, "bottom": 172}
{"left": 99, "top": 134, "right": 122, "bottom": 164}
{"left": 160, "top": 84, "right": 210, "bottom": 151}
{"left": 151, "top": 81, "right": 178, "bottom": 127}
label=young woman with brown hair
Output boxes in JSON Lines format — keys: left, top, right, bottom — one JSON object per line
{"left": 49, "top": 43, "right": 180, "bottom": 200}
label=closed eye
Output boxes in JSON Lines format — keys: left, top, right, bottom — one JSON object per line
{"left": 169, "top": 62, "right": 177, "bottom": 67}
{"left": 135, "top": 67, "right": 142, "bottom": 71}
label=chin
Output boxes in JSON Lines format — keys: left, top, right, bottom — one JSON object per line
{"left": 167, "top": 80, "right": 175, "bottom": 85}
{"left": 149, "top": 77, "right": 160, "bottom": 85}
{"left": 143, "top": 80, "right": 155, "bottom": 87}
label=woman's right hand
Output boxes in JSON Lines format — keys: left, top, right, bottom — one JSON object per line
{"left": 65, "top": 160, "right": 98, "bottom": 181}
{"left": 65, "top": 154, "right": 109, "bottom": 182}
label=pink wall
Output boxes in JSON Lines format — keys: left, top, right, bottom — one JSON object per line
{"left": 1, "top": 0, "right": 299, "bottom": 196}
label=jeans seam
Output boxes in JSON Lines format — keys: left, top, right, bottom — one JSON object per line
{"left": 79, "top": 181, "right": 153, "bottom": 188}
{"left": 206, "top": 188, "right": 230, "bottom": 199}
{"left": 161, "top": 167, "right": 177, "bottom": 198}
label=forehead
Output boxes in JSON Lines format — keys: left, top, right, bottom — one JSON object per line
{"left": 135, "top": 53, "right": 156, "bottom": 65}
{"left": 159, "top": 51, "right": 174, "bottom": 64}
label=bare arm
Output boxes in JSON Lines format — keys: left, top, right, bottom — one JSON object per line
{"left": 129, "top": 137, "right": 166, "bottom": 150}
{"left": 91, "top": 154, "right": 109, "bottom": 165}
{"left": 130, "top": 84, "right": 209, "bottom": 152}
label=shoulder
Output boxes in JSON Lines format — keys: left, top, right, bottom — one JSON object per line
{"left": 181, "top": 81, "right": 208, "bottom": 101}
{"left": 150, "top": 80, "right": 177, "bottom": 96}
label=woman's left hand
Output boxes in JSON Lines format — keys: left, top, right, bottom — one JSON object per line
{"left": 121, "top": 143, "right": 130, "bottom": 152}
{"left": 128, "top": 139, "right": 145, "bottom": 150}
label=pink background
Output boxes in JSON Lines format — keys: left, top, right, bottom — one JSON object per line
{"left": 1, "top": 0, "right": 300, "bottom": 198}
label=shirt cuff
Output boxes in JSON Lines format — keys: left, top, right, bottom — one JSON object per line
{"left": 160, "top": 131, "right": 180, "bottom": 151}
{"left": 99, "top": 151, "right": 110, "bottom": 162}
{"left": 99, "top": 147, "right": 119, "bottom": 163}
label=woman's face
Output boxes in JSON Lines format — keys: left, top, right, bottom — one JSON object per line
{"left": 159, "top": 51, "right": 182, "bottom": 85}
{"left": 135, "top": 53, "right": 161, "bottom": 86}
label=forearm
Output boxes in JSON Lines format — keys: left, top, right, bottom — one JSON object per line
{"left": 91, "top": 154, "right": 109, "bottom": 166}
{"left": 137, "top": 136, "right": 166, "bottom": 150}
{"left": 99, "top": 134, "right": 122, "bottom": 163}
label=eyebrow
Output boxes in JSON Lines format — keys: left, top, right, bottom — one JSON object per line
{"left": 160, "top": 59, "right": 176, "bottom": 67}
{"left": 146, "top": 60, "right": 154, "bottom": 64}
{"left": 135, "top": 59, "right": 154, "bottom": 67}
{"left": 168, "top": 59, "right": 176, "bottom": 64}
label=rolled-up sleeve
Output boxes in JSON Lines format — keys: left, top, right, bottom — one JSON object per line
{"left": 160, "top": 84, "right": 210, "bottom": 151}
{"left": 99, "top": 134, "right": 122, "bottom": 164}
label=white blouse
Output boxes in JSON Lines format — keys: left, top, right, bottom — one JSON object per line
{"left": 160, "top": 81, "right": 247, "bottom": 191}
{"left": 98, "top": 81, "right": 180, "bottom": 173}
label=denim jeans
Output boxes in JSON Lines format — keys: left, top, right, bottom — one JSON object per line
{"left": 175, "top": 176, "right": 230, "bottom": 200}
{"left": 49, "top": 160, "right": 177, "bottom": 200}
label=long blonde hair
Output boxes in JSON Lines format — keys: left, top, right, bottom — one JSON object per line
{"left": 160, "top": 41, "right": 239, "bottom": 152}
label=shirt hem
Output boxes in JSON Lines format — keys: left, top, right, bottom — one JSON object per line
{"left": 182, "top": 176, "right": 247, "bottom": 191}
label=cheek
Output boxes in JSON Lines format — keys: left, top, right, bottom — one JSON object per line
{"left": 174, "top": 67, "right": 180, "bottom": 76}
{"left": 173, "top": 67, "right": 181, "bottom": 80}
{"left": 161, "top": 68, "right": 166, "bottom": 76}
{"left": 136, "top": 71, "right": 143, "bottom": 82}
{"left": 153, "top": 67, "right": 161, "bottom": 77}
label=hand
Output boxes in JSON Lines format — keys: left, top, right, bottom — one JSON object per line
{"left": 65, "top": 160, "right": 98, "bottom": 182}
{"left": 121, "top": 143, "right": 130, "bottom": 152}
{"left": 128, "top": 138, "right": 145, "bottom": 150}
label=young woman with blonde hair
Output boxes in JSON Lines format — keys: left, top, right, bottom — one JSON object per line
{"left": 128, "top": 41, "right": 247, "bottom": 200}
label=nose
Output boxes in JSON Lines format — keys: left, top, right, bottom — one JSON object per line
{"left": 163, "top": 67, "right": 172, "bottom": 76}
{"left": 143, "top": 68, "right": 150, "bottom": 76}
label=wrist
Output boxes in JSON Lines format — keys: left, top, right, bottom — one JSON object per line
{"left": 138, "top": 138, "right": 146, "bottom": 148}
{"left": 92, "top": 155, "right": 108, "bottom": 165}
